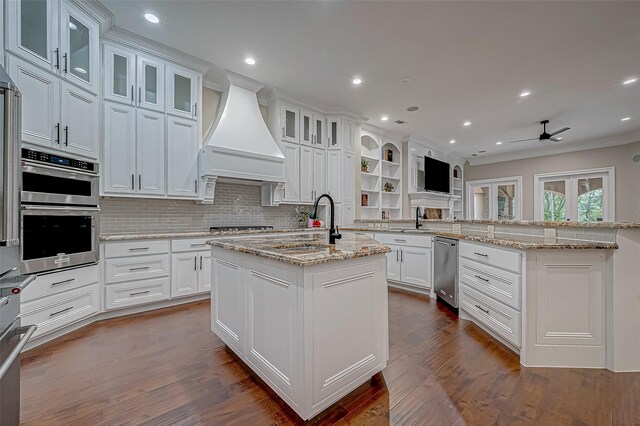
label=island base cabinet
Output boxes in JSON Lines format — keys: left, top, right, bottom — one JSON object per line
{"left": 210, "top": 248, "right": 388, "bottom": 420}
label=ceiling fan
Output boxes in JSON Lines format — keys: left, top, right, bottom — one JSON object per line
{"left": 508, "top": 120, "right": 570, "bottom": 144}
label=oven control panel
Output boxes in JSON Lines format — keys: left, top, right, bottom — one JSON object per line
{"left": 22, "top": 148, "right": 97, "bottom": 173}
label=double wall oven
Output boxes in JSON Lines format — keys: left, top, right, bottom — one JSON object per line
{"left": 20, "top": 148, "right": 100, "bottom": 274}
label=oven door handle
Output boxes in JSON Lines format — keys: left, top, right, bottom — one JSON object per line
{"left": 21, "top": 205, "right": 101, "bottom": 212}
{"left": 21, "top": 161, "right": 99, "bottom": 178}
{"left": 0, "top": 322, "right": 37, "bottom": 381}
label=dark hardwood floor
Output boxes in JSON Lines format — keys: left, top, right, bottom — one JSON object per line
{"left": 20, "top": 288, "right": 640, "bottom": 425}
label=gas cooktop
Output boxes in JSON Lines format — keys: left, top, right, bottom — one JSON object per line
{"left": 209, "top": 226, "right": 274, "bottom": 232}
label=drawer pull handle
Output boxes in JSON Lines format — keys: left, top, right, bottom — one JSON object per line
{"left": 473, "top": 252, "right": 488, "bottom": 257}
{"left": 51, "top": 278, "right": 75, "bottom": 286}
{"left": 130, "top": 290, "right": 150, "bottom": 297}
{"left": 129, "top": 266, "right": 150, "bottom": 272}
{"left": 475, "top": 275, "right": 489, "bottom": 283}
{"left": 190, "top": 244, "right": 207, "bottom": 247}
{"left": 50, "top": 306, "right": 73, "bottom": 317}
{"left": 128, "top": 247, "right": 150, "bottom": 252}
{"left": 475, "top": 304, "right": 490, "bottom": 314}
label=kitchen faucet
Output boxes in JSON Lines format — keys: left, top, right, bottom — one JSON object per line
{"left": 416, "top": 206, "right": 423, "bottom": 229}
{"left": 310, "top": 194, "right": 342, "bottom": 244}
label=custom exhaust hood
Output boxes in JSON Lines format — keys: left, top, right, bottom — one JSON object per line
{"left": 199, "top": 71, "right": 285, "bottom": 205}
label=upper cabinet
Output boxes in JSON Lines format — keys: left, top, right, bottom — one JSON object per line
{"left": 280, "top": 103, "right": 299, "bottom": 144}
{"left": 327, "top": 116, "right": 355, "bottom": 152}
{"left": 166, "top": 65, "right": 199, "bottom": 120}
{"left": 104, "top": 44, "right": 165, "bottom": 112}
{"left": 7, "top": 0, "right": 99, "bottom": 94}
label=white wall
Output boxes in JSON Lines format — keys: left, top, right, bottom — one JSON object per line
{"left": 464, "top": 141, "right": 640, "bottom": 222}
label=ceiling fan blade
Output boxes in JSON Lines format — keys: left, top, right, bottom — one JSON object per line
{"left": 508, "top": 137, "right": 538, "bottom": 144}
{"left": 549, "top": 127, "right": 570, "bottom": 136}
{"left": 550, "top": 137, "right": 564, "bottom": 142}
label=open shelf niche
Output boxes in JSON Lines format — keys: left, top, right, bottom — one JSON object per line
{"left": 380, "top": 141, "right": 402, "bottom": 219}
{"left": 452, "top": 165, "right": 463, "bottom": 219}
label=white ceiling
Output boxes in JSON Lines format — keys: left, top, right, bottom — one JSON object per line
{"left": 100, "top": 1, "right": 640, "bottom": 162}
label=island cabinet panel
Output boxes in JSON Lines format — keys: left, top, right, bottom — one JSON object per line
{"left": 211, "top": 250, "right": 244, "bottom": 355}
{"left": 244, "top": 259, "right": 303, "bottom": 408}
{"left": 310, "top": 260, "right": 387, "bottom": 411}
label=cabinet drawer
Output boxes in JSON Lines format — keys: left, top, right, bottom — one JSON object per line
{"left": 21, "top": 284, "right": 99, "bottom": 339}
{"left": 460, "top": 284, "right": 521, "bottom": 347}
{"left": 171, "top": 238, "right": 211, "bottom": 253}
{"left": 459, "top": 241, "right": 521, "bottom": 274}
{"left": 459, "top": 259, "right": 521, "bottom": 310}
{"left": 104, "top": 278, "right": 170, "bottom": 311}
{"left": 22, "top": 264, "right": 99, "bottom": 303}
{"left": 104, "top": 240, "right": 170, "bottom": 258}
{"left": 105, "top": 254, "right": 169, "bottom": 284}
{"left": 375, "top": 233, "right": 431, "bottom": 248}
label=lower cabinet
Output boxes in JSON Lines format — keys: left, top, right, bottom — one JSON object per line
{"left": 104, "top": 278, "right": 170, "bottom": 310}
{"left": 170, "top": 249, "right": 210, "bottom": 297}
{"left": 376, "top": 234, "right": 432, "bottom": 290}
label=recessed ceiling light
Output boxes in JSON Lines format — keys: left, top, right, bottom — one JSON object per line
{"left": 463, "top": 121, "right": 472, "bottom": 127}
{"left": 519, "top": 90, "right": 531, "bottom": 97}
{"left": 394, "top": 120, "right": 405, "bottom": 124}
{"left": 478, "top": 150, "right": 487, "bottom": 153}
{"left": 69, "top": 22, "right": 77, "bottom": 30}
{"left": 496, "top": 141, "right": 503, "bottom": 145}
{"left": 621, "top": 117, "right": 631, "bottom": 121}
{"left": 449, "top": 139, "right": 456, "bottom": 144}
{"left": 73, "top": 67, "right": 87, "bottom": 74}
{"left": 244, "top": 57, "right": 256, "bottom": 65}
{"left": 401, "top": 76, "right": 412, "bottom": 83}
{"left": 623, "top": 77, "right": 638, "bottom": 85}
{"left": 406, "top": 106, "right": 419, "bottom": 112}
{"left": 144, "top": 13, "right": 160, "bottom": 24}
{"left": 381, "top": 115, "right": 389, "bottom": 121}
{"left": 352, "top": 78, "right": 362, "bottom": 85}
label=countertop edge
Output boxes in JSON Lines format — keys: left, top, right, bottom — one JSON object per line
{"left": 354, "top": 219, "right": 640, "bottom": 229}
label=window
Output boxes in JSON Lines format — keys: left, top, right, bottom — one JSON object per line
{"left": 466, "top": 177, "right": 522, "bottom": 220}
{"left": 534, "top": 168, "right": 615, "bottom": 222}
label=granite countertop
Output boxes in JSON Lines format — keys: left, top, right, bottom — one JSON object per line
{"left": 354, "top": 218, "right": 640, "bottom": 229}
{"left": 100, "top": 228, "right": 321, "bottom": 241}
{"left": 344, "top": 227, "right": 618, "bottom": 250}
{"left": 207, "top": 231, "right": 391, "bottom": 266}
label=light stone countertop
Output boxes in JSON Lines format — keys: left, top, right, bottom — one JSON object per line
{"left": 344, "top": 227, "right": 618, "bottom": 250}
{"left": 100, "top": 227, "right": 321, "bottom": 241}
{"left": 354, "top": 218, "right": 640, "bottom": 229}
{"left": 207, "top": 231, "right": 391, "bottom": 266}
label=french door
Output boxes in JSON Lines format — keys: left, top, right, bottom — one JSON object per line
{"left": 467, "top": 177, "right": 521, "bottom": 221}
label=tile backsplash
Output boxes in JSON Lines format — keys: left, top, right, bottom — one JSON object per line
{"left": 100, "top": 182, "right": 306, "bottom": 235}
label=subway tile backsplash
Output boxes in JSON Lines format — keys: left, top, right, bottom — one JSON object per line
{"left": 100, "top": 182, "right": 305, "bottom": 235}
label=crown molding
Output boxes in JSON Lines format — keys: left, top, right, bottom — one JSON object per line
{"left": 102, "top": 26, "right": 212, "bottom": 74}
{"left": 71, "top": 0, "right": 113, "bottom": 34}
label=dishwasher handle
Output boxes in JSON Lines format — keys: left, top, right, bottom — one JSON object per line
{"left": 434, "top": 240, "right": 457, "bottom": 247}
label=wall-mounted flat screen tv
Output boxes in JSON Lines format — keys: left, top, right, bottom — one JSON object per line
{"left": 424, "top": 156, "right": 451, "bottom": 194}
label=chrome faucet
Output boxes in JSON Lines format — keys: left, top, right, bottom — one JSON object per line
{"left": 310, "top": 193, "right": 342, "bottom": 244}
{"left": 416, "top": 206, "right": 423, "bottom": 229}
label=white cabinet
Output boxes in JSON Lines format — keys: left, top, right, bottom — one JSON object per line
{"left": 342, "top": 118, "right": 355, "bottom": 152}
{"left": 313, "top": 148, "right": 326, "bottom": 198}
{"left": 137, "top": 109, "right": 166, "bottom": 195}
{"left": 166, "top": 65, "right": 199, "bottom": 120}
{"left": 342, "top": 151, "right": 355, "bottom": 205}
{"left": 103, "top": 102, "right": 136, "bottom": 194}
{"left": 281, "top": 142, "right": 300, "bottom": 202}
{"left": 61, "top": 82, "right": 98, "bottom": 158}
{"left": 137, "top": 55, "right": 165, "bottom": 112}
{"left": 300, "top": 109, "right": 313, "bottom": 146}
{"left": 8, "top": 56, "right": 59, "bottom": 147}
{"left": 399, "top": 246, "right": 431, "bottom": 288}
{"left": 300, "top": 146, "right": 326, "bottom": 203}
{"left": 280, "top": 103, "right": 299, "bottom": 143}
{"left": 167, "top": 116, "right": 199, "bottom": 198}
{"left": 313, "top": 114, "right": 326, "bottom": 148}
{"left": 385, "top": 245, "right": 401, "bottom": 282}
{"left": 327, "top": 150, "right": 342, "bottom": 202}
{"left": 7, "top": 0, "right": 99, "bottom": 94}
{"left": 328, "top": 117, "right": 340, "bottom": 149}
{"left": 199, "top": 251, "right": 212, "bottom": 293}
{"left": 171, "top": 252, "right": 200, "bottom": 297}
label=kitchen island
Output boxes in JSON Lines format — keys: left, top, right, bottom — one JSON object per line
{"left": 207, "top": 231, "right": 391, "bottom": 420}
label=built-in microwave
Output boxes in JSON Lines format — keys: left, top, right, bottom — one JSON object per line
{"left": 20, "top": 205, "right": 99, "bottom": 274}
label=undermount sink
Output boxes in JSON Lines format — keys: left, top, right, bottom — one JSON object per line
{"left": 270, "top": 242, "right": 333, "bottom": 254}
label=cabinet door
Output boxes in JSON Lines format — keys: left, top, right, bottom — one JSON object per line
{"left": 400, "top": 247, "right": 431, "bottom": 288}
{"left": 7, "top": 0, "right": 59, "bottom": 72}
{"left": 103, "top": 102, "right": 136, "bottom": 194}
{"left": 313, "top": 114, "right": 326, "bottom": 147}
{"left": 342, "top": 118, "right": 355, "bottom": 152}
{"left": 137, "top": 55, "right": 165, "bottom": 112}
{"left": 171, "top": 253, "right": 199, "bottom": 297}
{"left": 60, "top": 1, "right": 99, "bottom": 93}
{"left": 386, "top": 245, "right": 401, "bottom": 282}
{"left": 103, "top": 44, "right": 136, "bottom": 105}
{"left": 299, "top": 145, "right": 314, "bottom": 204}
{"left": 326, "top": 150, "right": 342, "bottom": 202}
{"left": 166, "top": 65, "right": 198, "bottom": 119}
{"left": 61, "top": 83, "right": 98, "bottom": 159}
{"left": 8, "top": 56, "right": 60, "bottom": 148}
{"left": 313, "top": 147, "right": 326, "bottom": 198}
{"left": 137, "top": 109, "right": 165, "bottom": 195}
{"left": 198, "top": 250, "right": 212, "bottom": 293}
{"left": 299, "top": 109, "right": 313, "bottom": 146}
{"left": 281, "top": 142, "right": 299, "bottom": 202}
{"left": 167, "top": 116, "right": 199, "bottom": 197}
{"left": 280, "top": 103, "right": 299, "bottom": 143}
{"left": 328, "top": 118, "right": 340, "bottom": 148}
{"left": 342, "top": 151, "right": 354, "bottom": 204}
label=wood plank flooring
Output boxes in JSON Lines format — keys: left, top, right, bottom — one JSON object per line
{"left": 20, "top": 288, "right": 640, "bottom": 425}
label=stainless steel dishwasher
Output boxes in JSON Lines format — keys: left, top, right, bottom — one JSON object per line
{"left": 433, "top": 236, "right": 459, "bottom": 308}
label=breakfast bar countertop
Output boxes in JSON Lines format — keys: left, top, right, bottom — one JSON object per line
{"left": 206, "top": 231, "right": 391, "bottom": 266}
